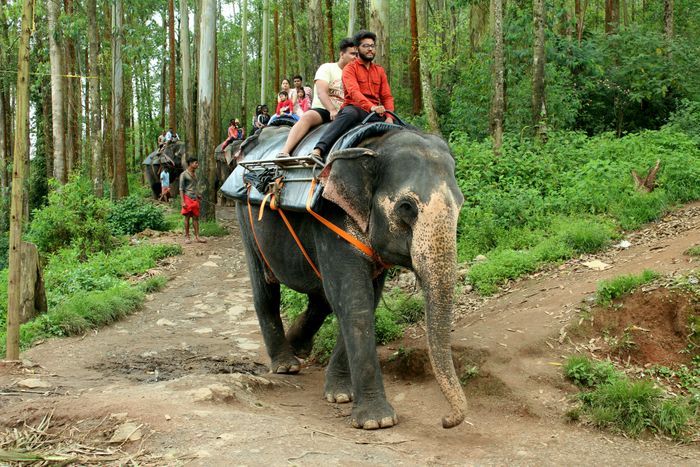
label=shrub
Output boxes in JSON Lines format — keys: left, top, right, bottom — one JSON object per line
{"left": 595, "top": 270, "right": 660, "bottom": 305}
{"left": 27, "top": 176, "right": 113, "bottom": 255}
{"left": 108, "top": 196, "right": 168, "bottom": 235}
{"left": 564, "top": 355, "right": 619, "bottom": 388}
{"left": 0, "top": 232, "right": 7, "bottom": 270}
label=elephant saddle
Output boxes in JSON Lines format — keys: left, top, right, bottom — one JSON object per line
{"left": 219, "top": 121, "right": 404, "bottom": 212}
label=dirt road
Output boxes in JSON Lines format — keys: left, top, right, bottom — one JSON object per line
{"left": 2, "top": 206, "right": 700, "bottom": 465}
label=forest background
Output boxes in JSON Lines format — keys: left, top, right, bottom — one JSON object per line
{"left": 1, "top": 0, "right": 700, "bottom": 355}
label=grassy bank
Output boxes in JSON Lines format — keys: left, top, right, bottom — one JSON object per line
{"left": 452, "top": 129, "right": 700, "bottom": 294}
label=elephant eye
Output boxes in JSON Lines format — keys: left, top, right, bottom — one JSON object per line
{"left": 395, "top": 198, "right": 419, "bottom": 227}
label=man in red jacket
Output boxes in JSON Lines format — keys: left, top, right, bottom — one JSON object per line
{"left": 311, "top": 30, "right": 394, "bottom": 160}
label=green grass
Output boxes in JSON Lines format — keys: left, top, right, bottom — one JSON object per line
{"left": 595, "top": 270, "right": 660, "bottom": 305}
{"left": 280, "top": 285, "right": 425, "bottom": 363}
{"left": 0, "top": 242, "right": 181, "bottom": 357}
{"left": 564, "top": 355, "right": 697, "bottom": 440}
{"left": 685, "top": 245, "right": 700, "bottom": 257}
{"left": 454, "top": 129, "right": 700, "bottom": 295}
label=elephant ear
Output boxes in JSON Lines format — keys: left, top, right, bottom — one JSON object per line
{"left": 319, "top": 148, "right": 378, "bottom": 233}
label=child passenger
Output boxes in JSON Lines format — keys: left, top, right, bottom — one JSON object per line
{"left": 268, "top": 91, "right": 299, "bottom": 124}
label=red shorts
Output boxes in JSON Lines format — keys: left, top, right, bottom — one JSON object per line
{"left": 161, "top": 186, "right": 170, "bottom": 195}
{"left": 181, "top": 194, "right": 200, "bottom": 217}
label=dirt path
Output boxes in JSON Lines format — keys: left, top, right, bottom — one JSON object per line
{"left": 2, "top": 205, "right": 700, "bottom": 465}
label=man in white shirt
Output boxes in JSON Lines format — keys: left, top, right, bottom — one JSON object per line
{"left": 277, "top": 38, "right": 358, "bottom": 158}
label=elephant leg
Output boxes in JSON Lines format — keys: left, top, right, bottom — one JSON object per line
{"left": 238, "top": 213, "right": 300, "bottom": 374}
{"left": 324, "top": 270, "right": 397, "bottom": 430}
{"left": 287, "top": 293, "right": 332, "bottom": 358}
{"left": 324, "top": 331, "right": 353, "bottom": 404}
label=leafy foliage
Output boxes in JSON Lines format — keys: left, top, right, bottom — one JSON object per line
{"left": 108, "top": 196, "right": 168, "bottom": 235}
{"left": 27, "top": 176, "right": 113, "bottom": 256}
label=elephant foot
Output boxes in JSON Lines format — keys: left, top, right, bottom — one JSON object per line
{"left": 350, "top": 400, "right": 398, "bottom": 430}
{"left": 324, "top": 372, "right": 353, "bottom": 404}
{"left": 270, "top": 354, "right": 301, "bottom": 374}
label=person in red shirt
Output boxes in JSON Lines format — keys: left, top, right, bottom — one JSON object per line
{"left": 311, "top": 30, "right": 394, "bottom": 159}
{"left": 222, "top": 119, "right": 243, "bottom": 150}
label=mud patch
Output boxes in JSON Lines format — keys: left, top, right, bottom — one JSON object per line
{"left": 92, "top": 347, "right": 268, "bottom": 382}
{"left": 576, "top": 287, "right": 700, "bottom": 366}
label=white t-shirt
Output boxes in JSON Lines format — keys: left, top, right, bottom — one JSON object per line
{"left": 311, "top": 62, "right": 343, "bottom": 111}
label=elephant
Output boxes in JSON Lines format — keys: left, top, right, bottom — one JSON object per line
{"left": 235, "top": 127, "right": 468, "bottom": 430}
{"left": 142, "top": 141, "right": 187, "bottom": 199}
{"left": 214, "top": 140, "right": 242, "bottom": 205}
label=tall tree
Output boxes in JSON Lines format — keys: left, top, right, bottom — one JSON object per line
{"left": 575, "top": 0, "right": 589, "bottom": 44}
{"left": 64, "top": 0, "right": 80, "bottom": 174}
{"left": 168, "top": 0, "right": 177, "bottom": 131}
{"left": 409, "top": 0, "right": 422, "bottom": 115}
{"left": 112, "top": 0, "right": 128, "bottom": 198}
{"left": 416, "top": 0, "right": 439, "bottom": 133}
{"left": 274, "top": 5, "right": 280, "bottom": 87}
{"left": 605, "top": 0, "right": 619, "bottom": 34}
{"left": 325, "top": 0, "right": 334, "bottom": 62}
{"left": 348, "top": 0, "right": 357, "bottom": 36}
{"left": 180, "top": 0, "right": 195, "bottom": 155}
{"left": 664, "top": 0, "right": 674, "bottom": 39}
{"left": 198, "top": 0, "right": 217, "bottom": 221}
{"left": 357, "top": 0, "right": 368, "bottom": 30}
{"left": 0, "top": 0, "right": 8, "bottom": 196}
{"left": 369, "top": 0, "right": 389, "bottom": 73}
{"left": 160, "top": 13, "right": 167, "bottom": 130}
{"left": 7, "top": 0, "right": 34, "bottom": 361}
{"left": 261, "top": 0, "right": 270, "bottom": 104}
{"left": 87, "top": 0, "right": 103, "bottom": 196}
{"left": 309, "top": 0, "right": 323, "bottom": 77}
{"left": 241, "top": 0, "right": 248, "bottom": 130}
{"left": 490, "top": 0, "right": 505, "bottom": 154}
{"left": 532, "top": 0, "right": 547, "bottom": 140}
{"left": 47, "top": 0, "right": 66, "bottom": 183}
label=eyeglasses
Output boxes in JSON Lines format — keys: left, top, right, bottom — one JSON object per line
{"left": 349, "top": 52, "right": 359, "bottom": 56}
{"left": 359, "top": 43, "right": 376, "bottom": 50}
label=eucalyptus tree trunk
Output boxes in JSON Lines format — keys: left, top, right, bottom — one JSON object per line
{"left": 309, "top": 0, "right": 323, "bottom": 80}
{"left": 409, "top": 0, "right": 422, "bottom": 115}
{"left": 490, "top": 0, "right": 505, "bottom": 154}
{"left": 0, "top": 0, "right": 7, "bottom": 195}
{"left": 274, "top": 6, "right": 280, "bottom": 87}
{"left": 261, "top": 0, "right": 270, "bottom": 104}
{"left": 470, "top": 0, "right": 489, "bottom": 51}
{"left": 47, "top": 0, "right": 66, "bottom": 183}
{"left": 348, "top": 0, "right": 357, "bottom": 36}
{"left": 7, "top": 0, "right": 34, "bottom": 361}
{"left": 87, "top": 0, "right": 103, "bottom": 196}
{"left": 416, "top": 0, "right": 440, "bottom": 134}
{"left": 198, "top": 0, "right": 216, "bottom": 221}
{"left": 325, "top": 0, "right": 334, "bottom": 62}
{"left": 369, "top": 0, "right": 389, "bottom": 73}
{"left": 241, "top": 0, "right": 248, "bottom": 130}
{"left": 532, "top": 0, "right": 547, "bottom": 141}
{"left": 64, "top": 0, "right": 80, "bottom": 174}
{"left": 664, "top": 0, "right": 673, "bottom": 39}
{"left": 605, "top": 0, "right": 619, "bottom": 34}
{"left": 112, "top": 0, "right": 128, "bottom": 198}
{"left": 160, "top": 13, "right": 167, "bottom": 131}
{"left": 180, "top": 0, "right": 194, "bottom": 156}
{"left": 168, "top": 0, "right": 177, "bottom": 131}
{"left": 575, "top": 0, "right": 589, "bottom": 44}
{"left": 357, "top": 0, "right": 368, "bottom": 30}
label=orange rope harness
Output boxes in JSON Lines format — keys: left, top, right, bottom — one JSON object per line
{"left": 305, "top": 178, "right": 390, "bottom": 270}
{"left": 246, "top": 175, "right": 390, "bottom": 283}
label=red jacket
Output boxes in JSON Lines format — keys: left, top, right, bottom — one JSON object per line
{"left": 341, "top": 58, "right": 394, "bottom": 113}
{"left": 276, "top": 99, "right": 293, "bottom": 115}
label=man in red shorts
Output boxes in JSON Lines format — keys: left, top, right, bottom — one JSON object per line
{"left": 310, "top": 30, "right": 394, "bottom": 160}
{"left": 180, "top": 157, "right": 206, "bottom": 244}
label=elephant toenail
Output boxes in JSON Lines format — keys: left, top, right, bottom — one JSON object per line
{"left": 363, "top": 420, "right": 380, "bottom": 430}
{"left": 379, "top": 416, "right": 395, "bottom": 428}
{"left": 351, "top": 419, "right": 361, "bottom": 428}
{"left": 325, "top": 394, "right": 335, "bottom": 403}
{"left": 335, "top": 394, "right": 350, "bottom": 404}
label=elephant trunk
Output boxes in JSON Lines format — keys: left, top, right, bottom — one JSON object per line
{"left": 411, "top": 192, "right": 467, "bottom": 428}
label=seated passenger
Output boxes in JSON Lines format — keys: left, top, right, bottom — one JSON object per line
{"left": 310, "top": 30, "right": 394, "bottom": 160}
{"left": 254, "top": 104, "right": 271, "bottom": 131}
{"left": 251, "top": 104, "right": 262, "bottom": 134}
{"left": 222, "top": 119, "right": 243, "bottom": 150}
{"left": 268, "top": 91, "right": 300, "bottom": 124}
{"left": 276, "top": 37, "right": 358, "bottom": 159}
{"left": 296, "top": 88, "right": 310, "bottom": 116}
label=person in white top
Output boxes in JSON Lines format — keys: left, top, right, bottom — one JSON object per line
{"left": 277, "top": 38, "right": 358, "bottom": 158}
